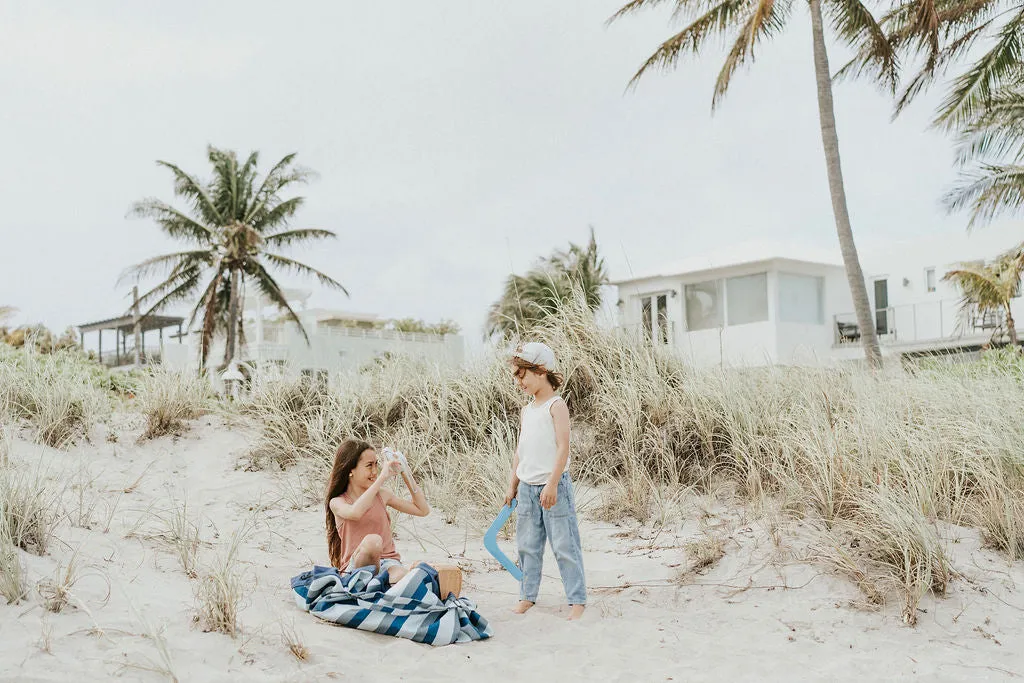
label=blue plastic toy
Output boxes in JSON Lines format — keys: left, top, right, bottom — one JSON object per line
{"left": 483, "top": 501, "right": 522, "bottom": 581}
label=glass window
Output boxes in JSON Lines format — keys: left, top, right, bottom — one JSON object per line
{"left": 925, "top": 268, "right": 936, "bottom": 293}
{"left": 778, "top": 273, "right": 824, "bottom": 324}
{"left": 656, "top": 294, "right": 669, "bottom": 344}
{"left": 641, "top": 296, "right": 652, "bottom": 339}
{"left": 685, "top": 280, "right": 723, "bottom": 331}
{"left": 726, "top": 273, "right": 769, "bottom": 325}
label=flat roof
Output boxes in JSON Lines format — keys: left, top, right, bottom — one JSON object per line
{"left": 78, "top": 314, "right": 184, "bottom": 334}
{"left": 611, "top": 242, "right": 844, "bottom": 285}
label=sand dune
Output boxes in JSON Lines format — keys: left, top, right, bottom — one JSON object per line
{"left": 1, "top": 416, "right": 1022, "bottom": 682}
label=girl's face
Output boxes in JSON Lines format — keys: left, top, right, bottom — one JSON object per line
{"left": 514, "top": 365, "right": 546, "bottom": 395}
{"left": 349, "top": 448, "right": 380, "bottom": 489}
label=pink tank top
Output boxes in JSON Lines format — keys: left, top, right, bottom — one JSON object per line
{"left": 336, "top": 492, "right": 401, "bottom": 568}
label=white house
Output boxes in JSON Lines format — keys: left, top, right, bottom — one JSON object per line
{"left": 162, "top": 288, "right": 464, "bottom": 377}
{"left": 614, "top": 232, "right": 1024, "bottom": 367}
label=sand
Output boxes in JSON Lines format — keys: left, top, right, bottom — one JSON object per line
{"left": 1, "top": 415, "right": 1022, "bottom": 682}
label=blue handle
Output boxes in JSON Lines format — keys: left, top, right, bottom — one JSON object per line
{"left": 483, "top": 500, "right": 522, "bottom": 581}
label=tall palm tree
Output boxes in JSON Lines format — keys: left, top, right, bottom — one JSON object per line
{"left": 610, "top": 0, "right": 896, "bottom": 368}
{"left": 123, "top": 146, "right": 347, "bottom": 369}
{"left": 943, "top": 248, "right": 1024, "bottom": 346}
{"left": 487, "top": 228, "right": 608, "bottom": 339}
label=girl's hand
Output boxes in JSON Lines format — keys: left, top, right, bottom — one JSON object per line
{"left": 384, "top": 460, "right": 403, "bottom": 479}
{"left": 539, "top": 483, "right": 557, "bottom": 509}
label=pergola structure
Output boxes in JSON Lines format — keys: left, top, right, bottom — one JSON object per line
{"left": 77, "top": 314, "right": 184, "bottom": 368}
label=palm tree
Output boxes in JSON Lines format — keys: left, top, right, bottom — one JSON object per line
{"left": 609, "top": 0, "right": 896, "bottom": 368}
{"left": 943, "top": 248, "right": 1024, "bottom": 346}
{"left": 124, "top": 146, "right": 347, "bottom": 369}
{"left": 487, "top": 228, "right": 608, "bottom": 339}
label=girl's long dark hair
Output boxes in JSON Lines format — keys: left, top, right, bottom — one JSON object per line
{"left": 325, "top": 439, "right": 373, "bottom": 569}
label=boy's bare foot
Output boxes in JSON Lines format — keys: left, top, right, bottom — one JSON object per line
{"left": 512, "top": 600, "right": 535, "bottom": 614}
{"left": 567, "top": 605, "right": 585, "bottom": 621}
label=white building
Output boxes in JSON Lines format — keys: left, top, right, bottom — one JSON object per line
{"left": 162, "top": 288, "right": 464, "bottom": 377}
{"left": 614, "top": 232, "right": 1024, "bottom": 367}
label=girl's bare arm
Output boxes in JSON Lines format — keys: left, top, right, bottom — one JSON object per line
{"left": 383, "top": 470, "right": 430, "bottom": 517}
{"left": 330, "top": 463, "right": 398, "bottom": 520}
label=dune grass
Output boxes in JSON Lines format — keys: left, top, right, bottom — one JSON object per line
{"left": 239, "top": 301, "right": 1024, "bottom": 621}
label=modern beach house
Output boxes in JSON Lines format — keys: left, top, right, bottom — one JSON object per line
{"left": 613, "top": 232, "right": 1024, "bottom": 367}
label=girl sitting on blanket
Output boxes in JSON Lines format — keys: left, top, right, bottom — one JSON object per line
{"left": 326, "top": 439, "right": 430, "bottom": 583}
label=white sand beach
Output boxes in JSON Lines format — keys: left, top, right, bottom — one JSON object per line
{"left": 1, "top": 415, "right": 1021, "bottom": 683}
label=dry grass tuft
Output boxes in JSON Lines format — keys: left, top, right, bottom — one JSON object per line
{"left": 0, "top": 526, "right": 27, "bottom": 604}
{"left": 195, "top": 521, "right": 252, "bottom": 637}
{"left": 136, "top": 369, "right": 211, "bottom": 440}
{"left": 0, "top": 346, "right": 108, "bottom": 448}
{"left": 36, "top": 550, "right": 83, "bottom": 613}
{"left": 0, "top": 465, "right": 60, "bottom": 554}
{"left": 684, "top": 533, "right": 726, "bottom": 571}
{"left": 280, "top": 619, "right": 310, "bottom": 662}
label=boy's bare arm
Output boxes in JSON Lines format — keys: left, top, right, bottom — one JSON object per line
{"left": 504, "top": 450, "right": 521, "bottom": 505}
{"left": 540, "top": 400, "right": 571, "bottom": 508}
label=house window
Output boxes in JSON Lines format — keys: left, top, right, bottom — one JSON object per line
{"left": 778, "top": 273, "right": 825, "bottom": 324}
{"left": 925, "top": 268, "right": 936, "bottom": 293}
{"left": 726, "top": 273, "right": 768, "bottom": 325}
{"left": 639, "top": 294, "right": 670, "bottom": 344}
{"left": 685, "top": 280, "right": 723, "bottom": 331}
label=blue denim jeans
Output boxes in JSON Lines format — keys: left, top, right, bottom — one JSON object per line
{"left": 516, "top": 472, "right": 587, "bottom": 605}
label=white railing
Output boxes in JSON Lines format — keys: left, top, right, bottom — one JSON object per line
{"left": 98, "top": 345, "right": 164, "bottom": 367}
{"left": 247, "top": 324, "right": 454, "bottom": 345}
{"left": 833, "top": 299, "right": 1004, "bottom": 346}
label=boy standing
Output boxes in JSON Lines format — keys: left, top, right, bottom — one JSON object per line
{"left": 504, "top": 342, "right": 586, "bottom": 620}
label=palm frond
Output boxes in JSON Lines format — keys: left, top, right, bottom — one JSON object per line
{"left": 154, "top": 160, "right": 224, "bottom": 227}
{"left": 136, "top": 266, "right": 205, "bottom": 320}
{"left": 118, "top": 250, "right": 213, "bottom": 286}
{"left": 826, "top": 0, "right": 899, "bottom": 91}
{"left": 249, "top": 196, "right": 306, "bottom": 234}
{"left": 712, "top": 0, "right": 790, "bottom": 109}
{"left": 263, "top": 229, "right": 338, "bottom": 249}
{"left": 626, "top": 0, "right": 757, "bottom": 90}
{"left": 953, "top": 87, "right": 1024, "bottom": 164}
{"left": 607, "top": 0, "right": 684, "bottom": 24}
{"left": 129, "top": 199, "right": 215, "bottom": 243}
{"left": 935, "top": 11, "right": 1024, "bottom": 129}
{"left": 246, "top": 263, "right": 312, "bottom": 346}
{"left": 260, "top": 253, "right": 349, "bottom": 296}
{"left": 943, "top": 162, "right": 1024, "bottom": 228}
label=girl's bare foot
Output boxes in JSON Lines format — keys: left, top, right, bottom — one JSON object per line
{"left": 567, "top": 605, "right": 585, "bottom": 621}
{"left": 512, "top": 600, "right": 535, "bottom": 614}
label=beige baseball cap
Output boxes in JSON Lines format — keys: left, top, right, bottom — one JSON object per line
{"left": 512, "top": 341, "right": 558, "bottom": 371}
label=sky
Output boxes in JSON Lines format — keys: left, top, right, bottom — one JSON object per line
{"left": 1, "top": 0, "right": 1019, "bottom": 348}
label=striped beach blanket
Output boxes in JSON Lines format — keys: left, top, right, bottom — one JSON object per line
{"left": 290, "top": 563, "right": 492, "bottom": 646}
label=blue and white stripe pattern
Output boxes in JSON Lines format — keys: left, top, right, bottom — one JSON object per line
{"left": 290, "top": 563, "right": 492, "bottom": 646}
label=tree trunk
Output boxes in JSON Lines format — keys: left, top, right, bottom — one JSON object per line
{"left": 225, "top": 268, "right": 240, "bottom": 366}
{"left": 1005, "top": 304, "right": 1018, "bottom": 347}
{"left": 808, "top": 0, "right": 883, "bottom": 370}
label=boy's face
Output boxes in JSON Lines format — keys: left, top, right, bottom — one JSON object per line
{"left": 513, "top": 365, "right": 547, "bottom": 395}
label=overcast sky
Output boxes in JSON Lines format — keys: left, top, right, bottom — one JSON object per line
{"left": 1, "top": 0, "right": 1018, "bottom": 345}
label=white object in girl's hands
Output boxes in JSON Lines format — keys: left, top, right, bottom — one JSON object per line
{"left": 381, "top": 447, "right": 410, "bottom": 475}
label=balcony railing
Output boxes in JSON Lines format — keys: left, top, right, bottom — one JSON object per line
{"left": 833, "top": 299, "right": 1006, "bottom": 347}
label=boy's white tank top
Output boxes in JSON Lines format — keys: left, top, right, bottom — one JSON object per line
{"left": 516, "top": 395, "right": 567, "bottom": 486}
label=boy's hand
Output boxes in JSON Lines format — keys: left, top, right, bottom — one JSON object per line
{"left": 539, "top": 483, "right": 557, "bottom": 509}
{"left": 503, "top": 485, "right": 517, "bottom": 507}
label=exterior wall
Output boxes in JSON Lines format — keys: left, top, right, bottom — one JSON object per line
{"left": 775, "top": 262, "right": 849, "bottom": 365}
